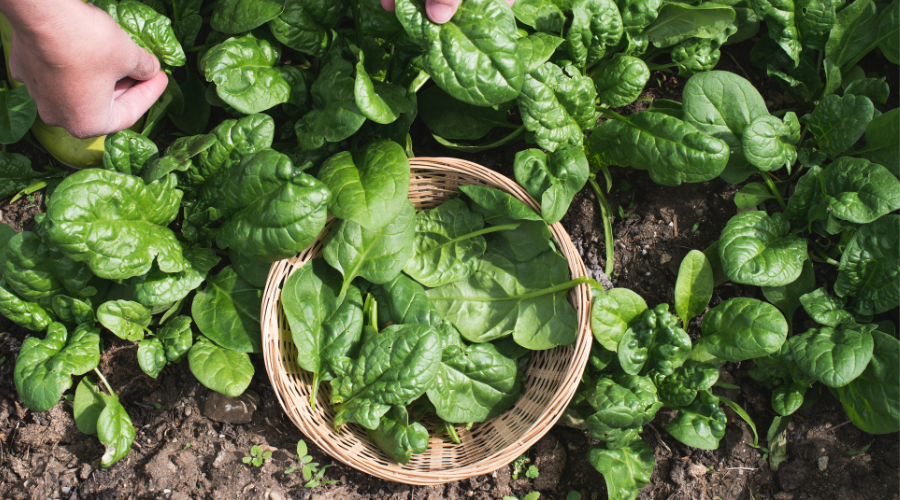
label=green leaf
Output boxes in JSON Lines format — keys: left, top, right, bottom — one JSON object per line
{"left": 295, "top": 56, "right": 367, "bottom": 150}
{"left": 696, "top": 297, "right": 788, "bottom": 361}
{"left": 192, "top": 267, "right": 263, "bottom": 353}
{"left": 200, "top": 34, "right": 295, "bottom": 114}
{"left": 682, "top": 71, "right": 769, "bottom": 184}
{"left": 799, "top": 287, "right": 855, "bottom": 327}
{"left": 3, "top": 232, "right": 66, "bottom": 306}
{"left": 267, "top": 0, "right": 345, "bottom": 58}
{"left": 588, "top": 439, "right": 655, "bottom": 500}
{"left": 354, "top": 53, "right": 414, "bottom": 125}
{"left": 772, "top": 380, "right": 807, "bottom": 415}
{"left": 618, "top": 304, "right": 691, "bottom": 376}
{"left": 14, "top": 323, "right": 101, "bottom": 412}
{"left": 0, "top": 152, "right": 44, "bottom": 200}
{"left": 789, "top": 322, "right": 875, "bottom": 387}
{"left": 656, "top": 361, "right": 719, "bottom": 407}
{"left": 665, "top": 391, "right": 726, "bottom": 449}
{"left": 427, "top": 250, "right": 579, "bottom": 350}
{"left": 102, "top": 130, "right": 159, "bottom": 176}
{"left": 215, "top": 149, "right": 331, "bottom": 262}
{"left": 188, "top": 336, "right": 254, "bottom": 397}
{"left": 810, "top": 157, "right": 900, "bottom": 224}
{"left": 795, "top": 0, "right": 835, "bottom": 50}
{"left": 518, "top": 32, "right": 565, "bottom": 73}
{"left": 229, "top": 249, "right": 271, "bottom": 289}
{"left": 0, "top": 279, "right": 53, "bottom": 331}
{"left": 458, "top": 184, "right": 543, "bottom": 221}
{"left": 671, "top": 36, "right": 724, "bottom": 78}
{"left": 750, "top": 0, "right": 801, "bottom": 66}
{"left": 97, "top": 394, "right": 136, "bottom": 467}
{"left": 98, "top": 300, "right": 151, "bottom": 341}
{"left": 0, "top": 84, "right": 36, "bottom": 144}
{"left": 718, "top": 211, "right": 807, "bottom": 286}
{"left": 282, "top": 258, "right": 363, "bottom": 380}
{"left": 594, "top": 55, "right": 649, "bottom": 108}
{"left": 395, "top": 0, "right": 524, "bottom": 107}
{"left": 51, "top": 295, "right": 95, "bottom": 326}
{"left": 73, "top": 376, "right": 106, "bottom": 435}
{"left": 565, "top": 0, "right": 625, "bottom": 65}
{"left": 418, "top": 86, "right": 511, "bottom": 141}
{"left": 369, "top": 273, "right": 463, "bottom": 350}
{"left": 193, "top": 114, "right": 276, "bottom": 188}
{"left": 762, "top": 259, "right": 815, "bottom": 326}
{"left": 800, "top": 94, "right": 874, "bottom": 159}
{"left": 332, "top": 324, "right": 442, "bottom": 429}
{"left": 427, "top": 343, "right": 520, "bottom": 423}
{"left": 132, "top": 246, "right": 220, "bottom": 307}
{"left": 323, "top": 200, "right": 416, "bottom": 295}
{"left": 835, "top": 331, "right": 900, "bottom": 434}
{"left": 156, "top": 315, "right": 193, "bottom": 363}
{"left": 366, "top": 405, "right": 429, "bottom": 464}
{"left": 741, "top": 113, "right": 800, "bottom": 172}
{"left": 45, "top": 169, "right": 185, "bottom": 281}
{"left": 843, "top": 76, "right": 890, "bottom": 105}
{"left": 211, "top": 0, "right": 285, "bottom": 34}
{"left": 317, "top": 140, "right": 410, "bottom": 231}
{"left": 834, "top": 214, "right": 899, "bottom": 315}
{"left": 734, "top": 182, "right": 776, "bottom": 209}
{"left": 824, "top": 0, "right": 878, "bottom": 69}
{"left": 724, "top": 4, "right": 760, "bottom": 45}
{"left": 644, "top": 2, "right": 735, "bottom": 48}
{"left": 517, "top": 62, "right": 597, "bottom": 152}
{"left": 514, "top": 147, "right": 589, "bottom": 225}
{"left": 674, "top": 249, "right": 714, "bottom": 326}
{"left": 588, "top": 111, "right": 730, "bottom": 186}
{"left": 590, "top": 288, "right": 648, "bottom": 352}
{"left": 98, "top": 0, "right": 186, "bottom": 66}
{"left": 0, "top": 222, "right": 16, "bottom": 274}
{"left": 512, "top": 0, "right": 566, "bottom": 32}
{"left": 137, "top": 338, "right": 167, "bottom": 378}
{"left": 585, "top": 373, "right": 662, "bottom": 443}
{"left": 876, "top": 0, "right": 899, "bottom": 64}
{"left": 167, "top": 71, "right": 211, "bottom": 136}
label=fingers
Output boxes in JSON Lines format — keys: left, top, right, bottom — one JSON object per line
{"left": 507, "top": 0, "right": 515, "bottom": 5}
{"left": 381, "top": 0, "right": 395, "bottom": 11}
{"left": 425, "top": 0, "right": 460, "bottom": 23}
{"left": 124, "top": 42, "right": 161, "bottom": 81}
{"left": 106, "top": 71, "right": 168, "bottom": 134}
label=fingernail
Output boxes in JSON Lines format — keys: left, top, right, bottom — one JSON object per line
{"left": 427, "top": 3, "right": 456, "bottom": 23}
{"left": 381, "top": 0, "right": 395, "bottom": 11}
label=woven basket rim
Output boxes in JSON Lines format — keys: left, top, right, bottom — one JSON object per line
{"left": 261, "top": 157, "right": 593, "bottom": 485}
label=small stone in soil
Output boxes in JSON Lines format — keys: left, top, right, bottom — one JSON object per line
{"left": 203, "top": 390, "right": 260, "bottom": 424}
{"left": 688, "top": 462, "right": 708, "bottom": 478}
{"left": 818, "top": 456, "right": 829, "bottom": 471}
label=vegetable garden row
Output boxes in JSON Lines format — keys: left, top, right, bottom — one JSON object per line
{"left": 0, "top": 0, "right": 897, "bottom": 498}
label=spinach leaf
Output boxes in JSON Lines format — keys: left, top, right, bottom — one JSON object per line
{"left": 671, "top": 36, "right": 724, "bottom": 77}
{"left": 843, "top": 76, "right": 890, "bottom": 105}
{"left": 0, "top": 84, "right": 36, "bottom": 145}
{"left": 565, "top": 0, "right": 625, "bottom": 65}
{"left": 800, "top": 94, "right": 874, "bottom": 159}
{"left": 789, "top": 322, "right": 876, "bottom": 387}
{"left": 168, "top": 0, "right": 202, "bottom": 47}
{"left": 734, "top": 182, "right": 776, "bottom": 209}
{"left": 3, "top": 232, "right": 66, "bottom": 306}
{"left": 427, "top": 343, "right": 520, "bottom": 423}
{"left": 459, "top": 184, "right": 544, "bottom": 221}
{"left": 52, "top": 295, "right": 95, "bottom": 326}
{"left": 718, "top": 211, "right": 807, "bottom": 286}
{"left": 369, "top": 273, "right": 463, "bottom": 349}
{"left": 268, "top": 0, "right": 345, "bottom": 58}
{"left": 188, "top": 336, "right": 254, "bottom": 397}
{"left": 0, "top": 153, "right": 46, "bottom": 202}
{"left": 200, "top": 34, "right": 299, "bottom": 114}
{"left": 519, "top": 33, "right": 565, "bottom": 73}
{"left": 156, "top": 315, "right": 193, "bottom": 362}
{"left": 588, "top": 111, "right": 730, "bottom": 186}
{"left": 395, "top": 0, "right": 524, "bottom": 107}
{"left": 137, "top": 339, "right": 167, "bottom": 378}
{"left": 656, "top": 361, "right": 719, "bottom": 407}
{"left": 514, "top": 147, "right": 589, "bottom": 225}
{"left": 295, "top": 56, "right": 367, "bottom": 150}
{"left": 799, "top": 287, "right": 856, "bottom": 327}
{"left": 282, "top": 259, "right": 363, "bottom": 384}
{"left": 142, "top": 134, "right": 217, "bottom": 184}
{"left": 98, "top": 300, "right": 152, "bottom": 341}
{"left": 512, "top": 0, "right": 566, "bottom": 32}
{"left": 483, "top": 217, "right": 554, "bottom": 262}
{"left": 824, "top": 0, "right": 878, "bottom": 69}
{"left": 427, "top": 250, "right": 579, "bottom": 349}
{"left": 74, "top": 376, "right": 106, "bottom": 435}
{"left": 617, "top": 0, "right": 663, "bottom": 53}
{"left": 750, "top": 0, "right": 801, "bottom": 66}
{"left": 45, "top": 169, "right": 185, "bottom": 281}
{"left": 216, "top": 149, "right": 331, "bottom": 262}
{"left": 210, "top": 0, "right": 285, "bottom": 34}
{"left": 644, "top": 2, "right": 735, "bottom": 48}
{"left": 331, "top": 324, "right": 442, "bottom": 429}
{"left": 741, "top": 113, "right": 800, "bottom": 172}
{"left": 194, "top": 114, "right": 276, "bottom": 187}
{"left": 366, "top": 405, "right": 429, "bottom": 464}
{"left": 354, "top": 52, "right": 414, "bottom": 125}
{"left": 585, "top": 374, "right": 662, "bottom": 442}
{"left": 132, "top": 247, "right": 219, "bottom": 307}
{"left": 810, "top": 157, "right": 900, "bottom": 224}
{"left": 97, "top": 393, "right": 135, "bottom": 467}
{"left": 618, "top": 304, "right": 691, "bottom": 377}
{"left": 588, "top": 440, "right": 655, "bottom": 500}
{"left": 0, "top": 279, "right": 53, "bottom": 331}
{"left": 591, "top": 288, "right": 648, "bottom": 352}
{"left": 403, "top": 198, "right": 492, "bottom": 287}
{"left": 167, "top": 72, "right": 211, "bottom": 136}
{"left": 192, "top": 267, "right": 262, "bottom": 353}
{"left": 772, "top": 380, "right": 807, "bottom": 416}
{"left": 102, "top": 130, "right": 159, "bottom": 176}
{"left": 834, "top": 214, "right": 899, "bottom": 315}
{"left": 875, "top": 0, "right": 899, "bottom": 64}
{"left": 229, "top": 249, "right": 271, "bottom": 289}
{"left": 317, "top": 139, "right": 410, "bottom": 231}
{"left": 95, "top": 0, "right": 186, "bottom": 66}
{"left": 665, "top": 391, "right": 726, "bottom": 449}
{"left": 682, "top": 71, "right": 769, "bottom": 184}
{"left": 0, "top": 222, "right": 14, "bottom": 274}
{"left": 418, "top": 86, "right": 512, "bottom": 141}
{"left": 762, "top": 259, "right": 815, "bottom": 328}
{"left": 674, "top": 249, "right": 714, "bottom": 327}
{"left": 323, "top": 200, "right": 416, "bottom": 295}
{"left": 695, "top": 297, "right": 788, "bottom": 361}
{"left": 594, "top": 55, "right": 650, "bottom": 108}
{"left": 835, "top": 330, "right": 900, "bottom": 434}
{"left": 517, "top": 62, "right": 597, "bottom": 152}
{"left": 14, "top": 323, "right": 101, "bottom": 412}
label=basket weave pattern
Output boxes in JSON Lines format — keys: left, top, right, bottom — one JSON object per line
{"left": 261, "top": 158, "right": 592, "bottom": 485}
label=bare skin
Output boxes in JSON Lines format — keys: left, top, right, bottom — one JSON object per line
{"left": 0, "top": 0, "right": 166, "bottom": 138}
{"left": 381, "top": 0, "right": 516, "bottom": 24}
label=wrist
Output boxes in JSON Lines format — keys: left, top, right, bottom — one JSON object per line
{"left": 0, "top": 0, "right": 86, "bottom": 37}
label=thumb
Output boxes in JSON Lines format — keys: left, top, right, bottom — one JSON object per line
{"left": 125, "top": 43, "right": 161, "bottom": 81}
{"left": 426, "top": 0, "right": 460, "bottom": 23}
{"left": 107, "top": 71, "right": 168, "bottom": 133}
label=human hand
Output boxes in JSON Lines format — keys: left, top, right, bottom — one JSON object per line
{"left": 4, "top": 0, "right": 167, "bottom": 138}
{"left": 380, "top": 0, "right": 515, "bottom": 24}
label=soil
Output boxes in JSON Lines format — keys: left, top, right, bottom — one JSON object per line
{"left": 1, "top": 38, "right": 898, "bottom": 500}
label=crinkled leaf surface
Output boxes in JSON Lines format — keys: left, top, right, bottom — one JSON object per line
{"left": 4, "top": 231, "right": 66, "bottom": 306}
{"left": 591, "top": 288, "right": 648, "bottom": 352}
{"left": 0, "top": 152, "right": 43, "bottom": 200}
{"left": 594, "top": 55, "right": 650, "bottom": 108}
{"left": 366, "top": 405, "right": 429, "bottom": 464}
{"left": 14, "top": 323, "right": 101, "bottom": 412}
{"left": 835, "top": 331, "right": 900, "bottom": 434}
{"left": 459, "top": 184, "right": 543, "bottom": 221}
{"left": 142, "top": 134, "right": 217, "bottom": 184}
{"left": 588, "top": 439, "right": 655, "bottom": 500}
{"left": 192, "top": 267, "right": 262, "bottom": 353}
{"left": 332, "top": 324, "right": 442, "bottom": 429}
{"left": 137, "top": 338, "right": 167, "bottom": 378}
{"left": 98, "top": 300, "right": 151, "bottom": 341}
{"left": 618, "top": 304, "right": 691, "bottom": 377}
{"left": 0, "top": 279, "right": 53, "bottom": 331}
{"left": 762, "top": 259, "right": 815, "bottom": 324}
{"left": 696, "top": 297, "right": 788, "bottom": 361}
{"left": 133, "top": 247, "right": 220, "bottom": 307}
{"left": 97, "top": 0, "right": 186, "bottom": 66}
{"left": 295, "top": 56, "right": 366, "bottom": 150}
{"left": 210, "top": 0, "right": 285, "bottom": 34}
{"left": 45, "top": 169, "right": 185, "bottom": 281}
{"left": 671, "top": 36, "right": 724, "bottom": 78}
{"left": 427, "top": 343, "right": 520, "bottom": 423}
{"left": 789, "top": 322, "right": 875, "bottom": 387}
{"left": 810, "top": 157, "right": 900, "bottom": 224}
{"left": 200, "top": 34, "right": 293, "bottom": 114}
{"left": 0, "top": 84, "right": 37, "bottom": 145}
{"left": 512, "top": 0, "right": 566, "bottom": 32}
{"left": 718, "top": 211, "right": 807, "bottom": 286}
{"left": 157, "top": 315, "right": 193, "bottom": 362}
{"left": 800, "top": 287, "right": 856, "bottom": 327}
{"left": 772, "top": 380, "right": 807, "bottom": 416}
{"left": 354, "top": 54, "right": 414, "bottom": 125}
{"left": 268, "top": 0, "right": 345, "bottom": 58}
{"left": 644, "top": 2, "right": 735, "bottom": 48}
{"left": 665, "top": 391, "right": 726, "bottom": 449}
{"left": 834, "top": 214, "right": 899, "bottom": 315}
{"left": 513, "top": 147, "right": 589, "bottom": 225}
{"left": 800, "top": 94, "right": 874, "bottom": 159}
{"left": 674, "top": 249, "right": 713, "bottom": 327}
{"left": 103, "top": 130, "right": 159, "bottom": 176}
{"left": 585, "top": 373, "right": 662, "bottom": 438}
{"left": 741, "top": 113, "right": 800, "bottom": 172}
{"left": 193, "top": 114, "right": 275, "bottom": 188}
{"left": 51, "top": 295, "right": 95, "bottom": 326}
{"left": 188, "top": 336, "right": 253, "bottom": 397}
{"left": 657, "top": 361, "right": 719, "bottom": 407}
{"left": 517, "top": 62, "right": 596, "bottom": 152}
{"left": 369, "top": 273, "right": 463, "bottom": 350}
{"left": 565, "top": 0, "right": 625, "bottom": 65}
{"left": 824, "top": 0, "right": 878, "bottom": 68}
{"left": 519, "top": 32, "right": 564, "bottom": 73}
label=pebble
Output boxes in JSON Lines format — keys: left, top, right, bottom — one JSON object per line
{"left": 688, "top": 462, "right": 708, "bottom": 478}
{"left": 340, "top": 475, "right": 347, "bottom": 485}
{"left": 203, "top": 390, "right": 260, "bottom": 424}
{"left": 185, "top": 406, "right": 192, "bottom": 417}
{"left": 660, "top": 253, "right": 672, "bottom": 264}
{"left": 818, "top": 455, "right": 829, "bottom": 471}
{"left": 774, "top": 493, "right": 795, "bottom": 500}
{"left": 61, "top": 487, "right": 70, "bottom": 494}
{"left": 641, "top": 249, "right": 647, "bottom": 255}
{"left": 269, "top": 491, "right": 285, "bottom": 500}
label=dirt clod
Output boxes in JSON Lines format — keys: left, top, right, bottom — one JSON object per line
{"left": 532, "top": 434, "right": 566, "bottom": 490}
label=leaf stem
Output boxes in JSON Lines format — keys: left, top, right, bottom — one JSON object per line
{"left": 442, "top": 223, "right": 520, "bottom": 248}
{"left": 443, "top": 422, "right": 461, "bottom": 444}
{"left": 761, "top": 174, "right": 787, "bottom": 210}
{"left": 810, "top": 244, "right": 840, "bottom": 266}
{"left": 310, "top": 373, "right": 319, "bottom": 412}
{"left": 588, "top": 176, "right": 616, "bottom": 277}
{"left": 93, "top": 367, "right": 116, "bottom": 397}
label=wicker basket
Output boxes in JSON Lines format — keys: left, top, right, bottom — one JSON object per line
{"left": 260, "top": 157, "right": 592, "bottom": 485}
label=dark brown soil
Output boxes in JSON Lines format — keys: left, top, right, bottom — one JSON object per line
{"left": 1, "top": 39, "right": 898, "bottom": 500}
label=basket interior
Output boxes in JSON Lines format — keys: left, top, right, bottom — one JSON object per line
{"left": 261, "top": 159, "right": 591, "bottom": 484}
